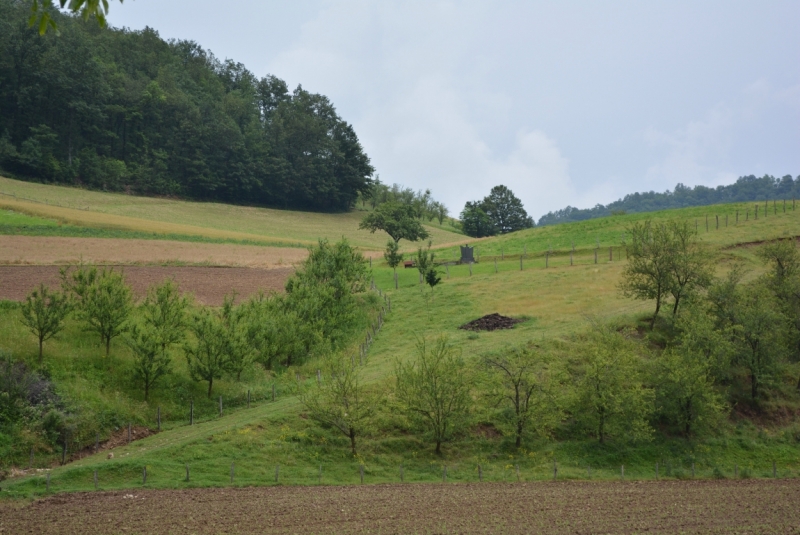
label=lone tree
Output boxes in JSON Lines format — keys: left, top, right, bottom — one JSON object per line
{"left": 460, "top": 186, "right": 533, "bottom": 237}
{"left": 383, "top": 239, "right": 403, "bottom": 276}
{"left": 359, "top": 201, "right": 429, "bottom": 244}
{"left": 395, "top": 336, "right": 471, "bottom": 454}
{"left": 481, "top": 185, "right": 534, "bottom": 234}
{"left": 20, "top": 284, "right": 71, "bottom": 362}
{"left": 302, "top": 355, "right": 374, "bottom": 455}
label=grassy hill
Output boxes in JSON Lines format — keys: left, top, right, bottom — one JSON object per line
{"left": 1, "top": 195, "right": 799, "bottom": 497}
{"left": 0, "top": 176, "right": 464, "bottom": 251}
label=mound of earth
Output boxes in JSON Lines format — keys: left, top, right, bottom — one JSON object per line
{"left": 459, "top": 313, "right": 524, "bottom": 332}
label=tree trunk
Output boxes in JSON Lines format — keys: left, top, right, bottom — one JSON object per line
{"left": 144, "top": 382, "right": 149, "bottom": 402}
{"left": 751, "top": 372, "right": 758, "bottom": 402}
{"left": 38, "top": 336, "right": 43, "bottom": 363}
{"left": 350, "top": 428, "right": 356, "bottom": 455}
{"left": 435, "top": 440, "right": 442, "bottom": 455}
{"left": 207, "top": 378, "right": 213, "bottom": 398}
{"left": 651, "top": 298, "right": 661, "bottom": 329}
{"left": 515, "top": 421, "right": 523, "bottom": 448}
{"left": 105, "top": 337, "right": 111, "bottom": 357}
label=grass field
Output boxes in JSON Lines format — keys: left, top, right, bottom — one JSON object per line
{"left": 0, "top": 176, "right": 463, "bottom": 251}
{"left": 1, "top": 182, "right": 799, "bottom": 505}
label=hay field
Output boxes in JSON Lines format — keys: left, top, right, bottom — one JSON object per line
{"left": 0, "top": 177, "right": 463, "bottom": 251}
{"left": 0, "top": 236, "right": 307, "bottom": 267}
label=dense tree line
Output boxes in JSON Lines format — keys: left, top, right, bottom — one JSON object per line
{"left": 0, "top": 0, "right": 374, "bottom": 211}
{"left": 538, "top": 174, "right": 800, "bottom": 226}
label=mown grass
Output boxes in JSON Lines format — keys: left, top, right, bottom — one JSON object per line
{"left": 0, "top": 176, "right": 462, "bottom": 251}
{"left": 2, "top": 199, "right": 799, "bottom": 498}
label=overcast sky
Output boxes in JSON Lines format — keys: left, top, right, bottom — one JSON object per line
{"left": 107, "top": 1, "right": 799, "bottom": 220}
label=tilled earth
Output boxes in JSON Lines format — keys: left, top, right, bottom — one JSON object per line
{"left": 0, "top": 265, "right": 293, "bottom": 305}
{"left": 1, "top": 479, "right": 798, "bottom": 534}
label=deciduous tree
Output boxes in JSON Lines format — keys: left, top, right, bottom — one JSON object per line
{"left": 20, "top": 284, "right": 71, "bottom": 362}
{"left": 359, "top": 201, "right": 429, "bottom": 244}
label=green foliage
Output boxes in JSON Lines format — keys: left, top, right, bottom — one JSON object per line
{"left": 184, "top": 308, "right": 230, "bottom": 399}
{"left": 66, "top": 267, "right": 133, "bottom": 357}
{"left": 301, "top": 354, "right": 375, "bottom": 455}
{"left": 461, "top": 185, "right": 533, "bottom": 238}
{"left": 620, "top": 219, "right": 712, "bottom": 326}
{"left": 395, "top": 336, "right": 471, "bottom": 454}
{"left": 460, "top": 201, "right": 493, "bottom": 238}
{"left": 570, "top": 328, "right": 654, "bottom": 443}
{"left": 19, "top": 283, "right": 71, "bottom": 362}
{"left": 140, "top": 279, "right": 188, "bottom": 352}
{"left": 220, "top": 295, "right": 253, "bottom": 382}
{"left": 359, "top": 201, "right": 430, "bottom": 244}
{"left": 484, "top": 346, "right": 561, "bottom": 448}
{"left": 125, "top": 323, "right": 171, "bottom": 402}
{"left": 383, "top": 239, "right": 403, "bottom": 270}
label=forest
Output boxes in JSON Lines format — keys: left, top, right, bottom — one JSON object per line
{"left": 538, "top": 174, "right": 800, "bottom": 226}
{"left": 0, "top": 0, "right": 374, "bottom": 211}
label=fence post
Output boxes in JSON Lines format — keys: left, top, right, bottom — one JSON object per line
{"left": 695, "top": 219, "right": 698, "bottom": 232}
{"left": 394, "top": 271, "right": 398, "bottom": 289}
{"left": 316, "top": 369, "right": 321, "bottom": 384}
{"left": 515, "top": 464, "right": 520, "bottom": 482}
{"left": 469, "top": 262, "right": 472, "bottom": 276}
{"left": 570, "top": 250, "right": 573, "bottom": 266}
{"left": 400, "top": 463, "right": 404, "bottom": 482}
{"left": 46, "top": 472, "right": 50, "bottom": 492}
{"left": 318, "top": 464, "right": 322, "bottom": 484}
{"left": 443, "top": 465, "right": 447, "bottom": 482}
{"left": 157, "top": 406, "right": 161, "bottom": 432}
{"left": 445, "top": 264, "right": 449, "bottom": 279}
{"left": 360, "top": 464, "right": 364, "bottom": 484}
{"left": 746, "top": 209, "right": 749, "bottom": 221}
{"left": 594, "top": 248, "right": 598, "bottom": 264}
{"left": 656, "top": 462, "right": 659, "bottom": 480}
{"left": 773, "top": 460, "right": 777, "bottom": 478}
{"left": 478, "top": 464, "right": 483, "bottom": 482}
{"left": 545, "top": 251, "right": 549, "bottom": 268}
{"left": 143, "top": 466, "right": 147, "bottom": 485}
{"left": 725, "top": 214, "right": 728, "bottom": 227}
{"left": 275, "top": 464, "right": 280, "bottom": 483}
{"left": 783, "top": 199, "right": 786, "bottom": 213}
{"left": 186, "top": 464, "right": 190, "bottom": 482}
{"left": 553, "top": 459, "right": 557, "bottom": 480}
{"left": 736, "top": 210, "right": 738, "bottom": 224}
{"left": 219, "top": 396, "right": 223, "bottom": 417}
{"left": 520, "top": 256, "right": 523, "bottom": 271}
{"left": 609, "top": 246, "right": 612, "bottom": 261}
{"left": 272, "top": 383, "right": 276, "bottom": 402}
{"left": 621, "top": 465, "right": 624, "bottom": 480}
{"left": 755, "top": 205, "right": 758, "bottom": 219}
{"left": 691, "top": 463, "right": 695, "bottom": 478}
{"left": 716, "top": 215, "right": 719, "bottom": 229}
{"left": 369, "top": 257, "right": 372, "bottom": 268}
{"left": 705, "top": 215, "right": 708, "bottom": 231}
{"left": 94, "top": 470, "right": 98, "bottom": 490}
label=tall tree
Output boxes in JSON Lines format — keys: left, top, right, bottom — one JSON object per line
{"left": 460, "top": 201, "right": 494, "bottom": 238}
{"left": 480, "top": 185, "right": 534, "bottom": 234}
{"left": 184, "top": 308, "right": 230, "bottom": 398}
{"left": 666, "top": 220, "right": 712, "bottom": 315}
{"left": 76, "top": 268, "right": 133, "bottom": 357}
{"left": 125, "top": 323, "right": 171, "bottom": 401}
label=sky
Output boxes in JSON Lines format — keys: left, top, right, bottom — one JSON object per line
{"left": 107, "top": 1, "right": 800, "bottom": 220}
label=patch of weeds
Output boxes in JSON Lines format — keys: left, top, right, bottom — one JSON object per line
{"left": 467, "top": 333, "right": 479, "bottom": 340}
{"left": 712, "top": 466, "right": 726, "bottom": 479}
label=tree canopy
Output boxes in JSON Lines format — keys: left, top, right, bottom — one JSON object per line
{"left": 460, "top": 185, "right": 533, "bottom": 237}
{"left": 359, "top": 201, "right": 430, "bottom": 244}
{"left": 0, "top": 1, "right": 374, "bottom": 211}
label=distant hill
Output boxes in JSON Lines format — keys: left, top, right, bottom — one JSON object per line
{"left": 537, "top": 174, "right": 800, "bottom": 226}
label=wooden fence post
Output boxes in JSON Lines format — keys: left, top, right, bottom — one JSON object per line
{"left": 494, "top": 258, "right": 498, "bottom": 273}
{"left": 443, "top": 465, "right": 447, "bottom": 482}
{"left": 736, "top": 210, "right": 739, "bottom": 224}
{"left": 746, "top": 209, "right": 749, "bottom": 221}
{"left": 247, "top": 390, "right": 250, "bottom": 409}
{"left": 316, "top": 369, "right": 321, "bottom": 384}
{"left": 46, "top": 472, "right": 50, "bottom": 492}
{"left": 360, "top": 464, "right": 364, "bottom": 484}
{"left": 705, "top": 215, "right": 708, "bottom": 231}
{"left": 478, "top": 464, "right": 483, "bottom": 482}
{"left": 656, "top": 462, "right": 659, "bottom": 480}
{"left": 186, "top": 464, "right": 190, "bottom": 482}
{"left": 272, "top": 383, "right": 276, "bottom": 402}
{"left": 716, "top": 215, "right": 719, "bottom": 229}
{"left": 756, "top": 205, "right": 759, "bottom": 219}
{"left": 609, "top": 246, "right": 612, "bottom": 261}
{"left": 691, "top": 463, "right": 695, "bottom": 478}
{"left": 515, "top": 464, "right": 520, "bottom": 482}
{"left": 570, "top": 250, "right": 573, "bottom": 266}
{"left": 545, "top": 251, "right": 549, "bottom": 268}
{"left": 594, "top": 248, "right": 598, "bottom": 264}
{"left": 553, "top": 459, "right": 558, "bottom": 480}
{"left": 400, "top": 464, "right": 404, "bottom": 482}
{"left": 318, "top": 464, "right": 322, "bottom": 484}
{"left": 520, "top": 256, "right": 523, "bottom": 271}
{"left": 143, "top": 466, "right": 147, "bottom": 485}
{"left": 587, "top": 465, "right": 591, "bottom": 478}
{"left": 773, "top": 460, "right": 777, "bottom": 478}
{"left": 469, "top": 262, "right": 472, "bottom": 276}
{"left": 621, "top": 465, "right": 624, "bottom": 480}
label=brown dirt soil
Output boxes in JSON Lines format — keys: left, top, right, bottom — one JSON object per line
{"left": 1, "top": 479, "right": 799, "bottom": 534}
{"left": 459, "top": 313, "right": 525, "bottom": 332}
{"left": 0, "top": 266, "right": 292, "bottom": 306}
{"left": 0, "top": 236, "right": 307, "bottom": 268}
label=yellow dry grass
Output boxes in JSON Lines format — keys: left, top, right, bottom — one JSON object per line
{"left": 0, "top": 177, "right": 463, "bottom": 250}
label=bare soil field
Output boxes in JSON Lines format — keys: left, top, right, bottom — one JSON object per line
{"left": 1, "top": 480, "right": 798, "bottom": 534}
{"left": 0, "top": 265, "right": 292, "bottom": 305}
{"left": 0, "top": 236, "right": 307, "bottom": 268}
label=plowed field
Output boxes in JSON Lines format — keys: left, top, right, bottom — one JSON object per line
{"left": 0, "top": 265, "right": 292, "bottom": 305}
{"left": 1, "top": 480, "right": 798, "bottom": 534}
{"left": 0, "top": 236, "right": 307, "bottom": 267}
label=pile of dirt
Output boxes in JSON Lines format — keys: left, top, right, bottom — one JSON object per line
{"left": 459, "top": 313, "right": 524, "bottom": 332}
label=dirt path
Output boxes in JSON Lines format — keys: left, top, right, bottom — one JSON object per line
{"left": 1, "top": 479, "right": 798, "bottom": 534}
{"left": 0, "top": 236, "right": 307, "bottom": 268}
{"left": 0, "top": 265, "right": 293, "bottom": 305}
